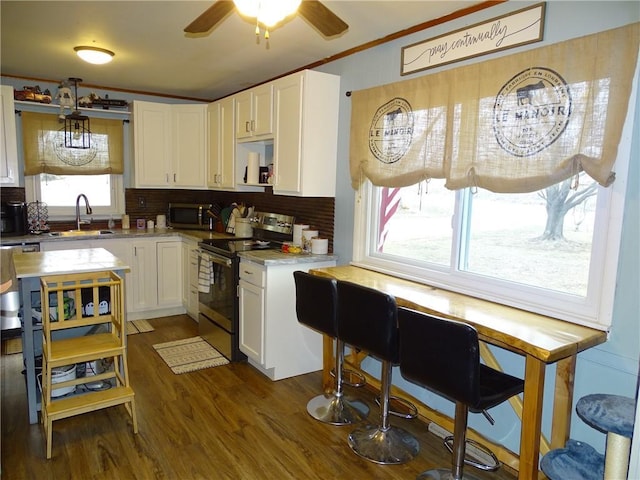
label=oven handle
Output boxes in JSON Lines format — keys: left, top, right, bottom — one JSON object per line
{"left": 198, "top": 249, "right": 232, "bottom": 268}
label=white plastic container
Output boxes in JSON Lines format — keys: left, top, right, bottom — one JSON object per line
{"left": 51, "top": 364, "right": 77, "bottom": 397}
{"left": 235, "top": 218, "right": 253, "bottom": 237}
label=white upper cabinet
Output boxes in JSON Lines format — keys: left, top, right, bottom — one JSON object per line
{"left": 1, "top": 85, "right": 19, "bottom": 186}
{"left": 172, "top": 105, "right": 208, "bottom": 188}
{"left": 207, "top": 97, "right": 236, "bottom": 189}
{"left": 236, "top": 84, "right": 273, "bottom": 141}
{"left": 133, "top": 101, "right": 207, "bottom": 189}
{"left": 272, "top": 70, "right": 340, "bottom": 197}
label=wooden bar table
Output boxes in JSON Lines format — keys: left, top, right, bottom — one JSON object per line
{"left": 12, "top": 248, "right": 130, "bottom": 424}
{"left": 310, "top": 265, "right": 607, "bottom": 480}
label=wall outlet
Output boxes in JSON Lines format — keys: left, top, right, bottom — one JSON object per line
{"left": 138, "top": 196, "right": 146, "bottom": 208}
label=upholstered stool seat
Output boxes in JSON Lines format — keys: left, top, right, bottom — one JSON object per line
{"left": 293, "top": 271, "right": 369, "bottom": 425}
{"left": 398, "top": 307, "right": 524, "bottom": 480}
{"left": 337, "top": 280, "right": 419, "bottom": 465}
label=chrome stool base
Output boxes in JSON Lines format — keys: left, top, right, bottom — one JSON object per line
{"left": 417, "top": 468, "right": 484, "bottom": 480}
{"left": 348, "top": 424, "right": 419, "bottom": 465}
{"left": 306, "top": 393, "right": 369, "bottom": 425}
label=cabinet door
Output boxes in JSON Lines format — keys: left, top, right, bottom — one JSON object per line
{"left": 238, "top": 279, "right": 265, "bottom": 364}
{"left": 208, "top": 98, "right": 236, "bottom": 189}
{"left": 219, "top": 96, "right": 236, "bottom": 189}
{"left": 252, "top": 84, "right": 273, "bottom": 137}
{"left": 273, "top": 75, "right": 303, "bottom": 194}
{"left": 0, "top": 85, "right": 18, "bottom": 186}
{"left": 235, "top": 91, "right": 253, "bottom": 139}
{"left": 172, "top": 105, "right": 207, "bottom": 189}
{"left": 207, "top": 101, "right": 221, "bottom": 187}
{"left": 157, "top": 241, "right": 183, "bottom": 308}
{"left": 133, "top": 101, "right": 172, "bottom": 187}
{"left": 130, "top": 240, "right": 158, "bottom": 311}
{"left": 235, "top": 85, "right": 273, "bottom": 140}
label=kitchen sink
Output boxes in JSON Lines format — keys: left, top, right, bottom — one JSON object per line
{"left": 48, "top": 230, "right": 115, "bottom": 237}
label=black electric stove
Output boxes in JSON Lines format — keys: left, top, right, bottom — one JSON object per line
{"left": 198, "top": 238, "right": 274, "bottom": 258}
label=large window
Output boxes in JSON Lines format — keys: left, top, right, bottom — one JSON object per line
{"left": 352, "top": 172, "right": 627, "bottom": 330}
{"left": 26, "top": 173, "right": 124, "bottom": 218}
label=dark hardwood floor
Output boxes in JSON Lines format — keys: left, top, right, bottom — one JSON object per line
{"left": 1, "top": 315, "right": 517, "bottom": 479}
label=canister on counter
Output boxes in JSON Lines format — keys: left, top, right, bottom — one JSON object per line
{"left": 121, "top": 214, "right": 130, "bottom": 230}
{"left": 302, "top": 229, "right": 319, "bottom": 252}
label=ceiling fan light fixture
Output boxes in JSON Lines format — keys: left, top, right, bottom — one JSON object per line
{"left": 234, "top": 0, "right": 301, "bottom": 28}
{"left": 74, "top": 46, "right": 115, "bottom": 65}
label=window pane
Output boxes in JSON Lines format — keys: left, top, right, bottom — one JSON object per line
{"left": 40, "top": 174, "right": 112, "bottom": 207}
{"left": 376, "top": 179, "right": 455, "bottom": 266}
{"left": 462, "top": 179, "right": 596, "bottom": 296}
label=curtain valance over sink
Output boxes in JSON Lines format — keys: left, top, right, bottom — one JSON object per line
{"left": 349, "top": 22, "right": 639, "bottom": 193}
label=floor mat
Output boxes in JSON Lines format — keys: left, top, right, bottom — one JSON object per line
{"left": 152, "top": 336, "right": 229, "bottom": 374}
{"left": 126, "top": 319, "right": 155, "bottom": 335}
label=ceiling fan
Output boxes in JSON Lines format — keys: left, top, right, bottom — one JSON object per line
{"left": 184, "top": 0, "right": 348, "bottom": 38}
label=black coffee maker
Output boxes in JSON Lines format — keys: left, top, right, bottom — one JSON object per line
{"left": 0, "top": 201, "right": 28, "bottom": 236}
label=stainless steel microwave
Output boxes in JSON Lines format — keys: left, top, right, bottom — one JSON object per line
{"left": 168, "top": 203, "right": 213, "bottom": 230}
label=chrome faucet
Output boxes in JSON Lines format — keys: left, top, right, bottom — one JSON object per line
{"left": 75, "top": 194, "right": 92, "bottom": 230}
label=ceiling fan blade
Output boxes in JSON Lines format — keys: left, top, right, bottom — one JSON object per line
{"left": 184, "top": 1, "right": 235, "bottom": 34}
{"left": 298, "top": 0, "right": 348, "bottom": 37}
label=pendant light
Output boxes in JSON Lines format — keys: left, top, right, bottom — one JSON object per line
{"left": 64, "top": 77, "right": 91, "bottom": 150}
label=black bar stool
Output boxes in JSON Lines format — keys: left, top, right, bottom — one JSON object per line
{"left": 336, "top": 280, "right": 419, "bottom": 465}
{"left": 398, "top": 307, "right": 525, "bottom": 480}
{"left": 293, "top": 271, "right": 369, "bottom": 425}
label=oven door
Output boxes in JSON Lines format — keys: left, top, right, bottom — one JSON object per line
{"left": 197, "top": 250, "right": 237, "bottom": 359}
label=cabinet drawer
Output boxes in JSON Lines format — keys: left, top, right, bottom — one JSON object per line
{"left": 239, "top": 261, "right": 265, "bottom": 287}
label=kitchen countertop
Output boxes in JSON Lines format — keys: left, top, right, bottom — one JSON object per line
{"left": 0, "top": 228, "right": 235, "bottom": 246}
{"left": 238, "top": 249, "right": 337, "bottom": 266}
{"left": 12, "top": 247, "right": 130, "bottom": 278}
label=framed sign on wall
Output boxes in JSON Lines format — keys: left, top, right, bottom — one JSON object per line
{"left": 401, "top": 3, "right": 546, "bottom": 75}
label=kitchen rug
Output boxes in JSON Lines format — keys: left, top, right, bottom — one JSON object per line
{"left": 152, "top": 336, "right": 229, "bottom": 374}
{"left": 126, "top": 319, "right": 155, "bottom": 335}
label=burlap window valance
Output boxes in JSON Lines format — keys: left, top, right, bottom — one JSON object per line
{"left": 349, "top": 22, "right": 639, "bottom": 193}
{"left": 22, "top": 112, "right": 124, "bottom": 175}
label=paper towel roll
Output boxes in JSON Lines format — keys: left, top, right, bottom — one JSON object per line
{"left": 293, "top": 224, "right": 309, "bottom": 246}
{"left": 311, "top": 238, "right": 329, "bottom": 255}
{"left": 247, "top": 152, "right": 260, "bottom": 184}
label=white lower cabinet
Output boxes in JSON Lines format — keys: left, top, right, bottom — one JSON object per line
{"left": 42, "top": 237, "right": 184, "bottom": 320}
{"left": 238, "top": 258, "right": 336, "bottom": 381}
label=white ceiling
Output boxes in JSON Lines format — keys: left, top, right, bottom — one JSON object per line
{"left": 1, "top": 1, "right": 488, "bottom": 101}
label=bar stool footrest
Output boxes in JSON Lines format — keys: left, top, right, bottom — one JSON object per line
{"left": 444, "top": 436, "right": 500, "bottom": 471}
{"left": 330, "top": 368, "right": 367, "bottom": 388}
{"left": 375, "top": 394, "right": 418, "bottom": 419}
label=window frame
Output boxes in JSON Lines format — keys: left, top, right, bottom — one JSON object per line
{"left": 352, "top": 150, "right": 629, "bottom": 330}
{"left": 25, "top": 173, "right": 125, "bottom": 220}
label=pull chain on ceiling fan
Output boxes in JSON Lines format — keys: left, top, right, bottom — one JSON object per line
{"left": 184, "top": 0, "right": 348, "bottom": 38}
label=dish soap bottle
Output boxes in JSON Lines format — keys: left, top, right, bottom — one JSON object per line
{"left": 108, "top": 216, "right": 115, "bottom": 230}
